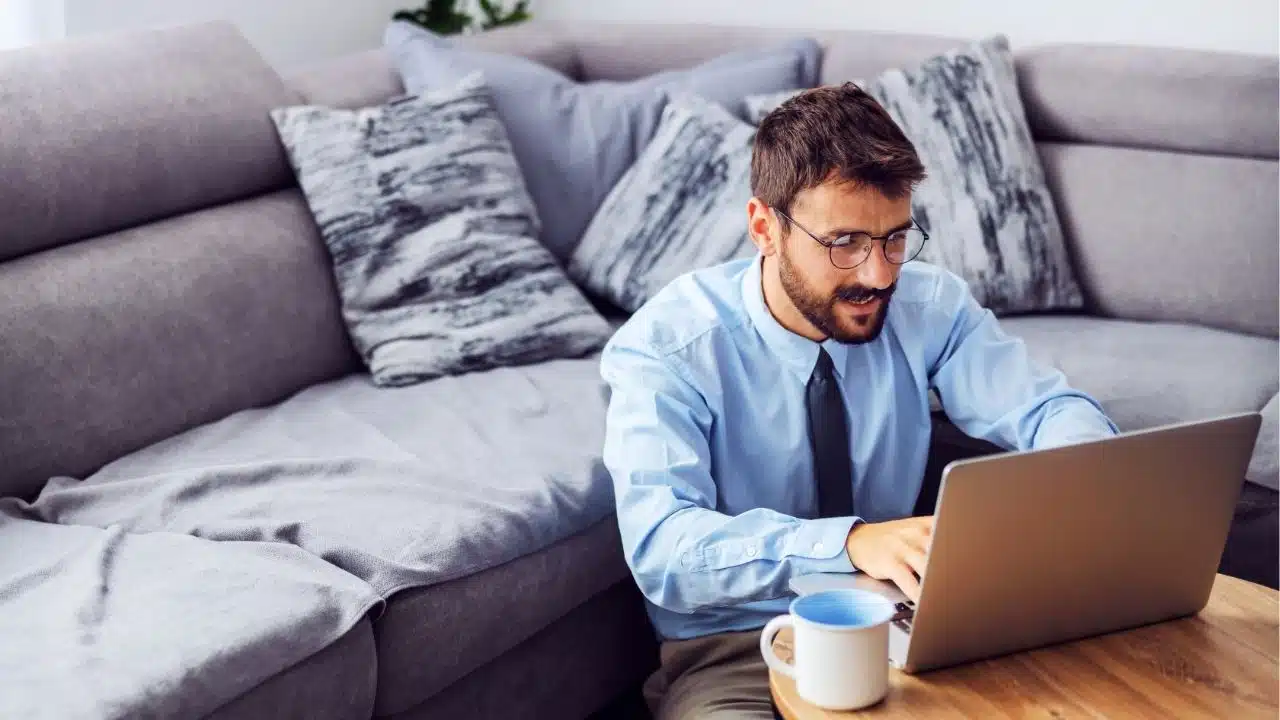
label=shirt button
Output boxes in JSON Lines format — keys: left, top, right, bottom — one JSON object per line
{"left": 746, "top": 546, "right": 758, "bottom": 558}
{"left": 813, "top": 542, "right": 824, "bottom": 553}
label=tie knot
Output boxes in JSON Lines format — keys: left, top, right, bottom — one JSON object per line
{"left": 811, "top": 347, "right": 836, "bottom": 380}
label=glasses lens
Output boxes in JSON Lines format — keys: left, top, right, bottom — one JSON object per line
{"left": 830, "top": 234, "right": 873, "bottom": 269}
{"left": 883, "top": 229, "right": 926, "bottom": 264}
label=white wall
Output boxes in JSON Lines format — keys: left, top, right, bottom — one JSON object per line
{"left": 535, "top": 0, "right": 1279, "bottom": 57}
{"left": 0, "top": 0, "right": 65, "bottom": 50}
{"left": 19, "top": 0, "right": 1278, "bottom": 65}
{"left": 60, "top": 0, "right": 415, "bottom": 68}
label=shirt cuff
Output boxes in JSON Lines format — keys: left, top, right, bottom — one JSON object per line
{"left": 787, "top": 516, "right": 859, "bottom": 574}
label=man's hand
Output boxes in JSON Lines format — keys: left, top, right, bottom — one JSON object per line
{"left": 844, "top": 516, "right": 934, "bottom": 602}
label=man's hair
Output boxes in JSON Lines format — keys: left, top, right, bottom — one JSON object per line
{"left": 751, "top": 82, "right": 927, "bottom": 230}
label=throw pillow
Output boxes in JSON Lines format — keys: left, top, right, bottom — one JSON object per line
{"left": 745, "top": 36, "right": 1085, "bottom": 315}
{"left": 569, "top": 95, "right": 758, "bottom": 312}
{"left": 270, "top": 72, "right": 613, "bottom": 387}
{"left": 383, "top": 20, "right": 821, "bottom": 264}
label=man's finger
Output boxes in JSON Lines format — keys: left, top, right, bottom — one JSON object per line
{"left": 890, "top": 563, "right": 922, "bottom": 603}
{"left": 901, "top": 543, "right": 928, "bottom": 579}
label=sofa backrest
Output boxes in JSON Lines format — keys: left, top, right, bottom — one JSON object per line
{"left": 2, "top": 20, "right": 1275, "bottom": 499}
{"left": 291, "top": 22, "right": 1279, "bottom": 339}
{"left": 0, "top": 23, "right": 359, "bottom": 500}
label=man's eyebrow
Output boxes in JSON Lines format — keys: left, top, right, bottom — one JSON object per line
{"left": 821, "top": 219, "right": 914, "bottom": 239}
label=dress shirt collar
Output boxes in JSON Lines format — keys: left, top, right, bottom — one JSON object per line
{"left": 741, "top": 254, "right": 849, "bottom": 382}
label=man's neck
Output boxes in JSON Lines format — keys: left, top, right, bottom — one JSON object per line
{"left": 759, "top": 255, "right": 826, "bottom": 343}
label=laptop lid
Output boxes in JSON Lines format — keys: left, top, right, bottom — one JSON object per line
{"left": 901, "top": 412, "right": 1261, "bottom": 673}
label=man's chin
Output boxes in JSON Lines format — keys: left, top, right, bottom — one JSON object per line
{"left": 829, "top": 299, "right": 890, "bottom": 344}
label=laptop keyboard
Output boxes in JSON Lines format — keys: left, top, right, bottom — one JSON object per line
{"left": 893, "top": 601, "right": 916, "bottom": 633}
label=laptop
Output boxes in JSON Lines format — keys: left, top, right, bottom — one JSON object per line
{"left": 789, "top": 411, "right": 1262, "bottom": 674}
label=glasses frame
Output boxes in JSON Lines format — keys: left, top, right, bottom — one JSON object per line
{"left": 773, "top": 207, "right": 929, "bottom": 270}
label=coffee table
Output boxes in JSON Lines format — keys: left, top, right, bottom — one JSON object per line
{"left": 769, "top": 573, "right": 1278, "bottom": 718}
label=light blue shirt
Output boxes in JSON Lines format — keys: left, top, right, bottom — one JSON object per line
{"left": 599, "top": 256, "right": 1119, "bottom": 641}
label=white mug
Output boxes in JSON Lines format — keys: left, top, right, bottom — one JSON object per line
{"left": 759, "top": 588, "right": 895, "bottom": 711}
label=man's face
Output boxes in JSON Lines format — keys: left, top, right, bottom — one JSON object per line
{"left": 763, "top": 181, "right": 912, "bottom": 345}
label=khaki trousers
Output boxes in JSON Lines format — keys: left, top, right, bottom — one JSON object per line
{"left": 642, "top": 630, "right": 778, "bottom": 720}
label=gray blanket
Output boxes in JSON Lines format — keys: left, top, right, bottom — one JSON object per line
{"left": 0, "top": 502, "right": 380, "bottom": 720}
{"left": 5, "top": 358, "right": 615, "bottom": 717}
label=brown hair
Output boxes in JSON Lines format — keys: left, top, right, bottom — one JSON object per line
{"left": 751, "top": 82, "right": 927, "bottom": 230}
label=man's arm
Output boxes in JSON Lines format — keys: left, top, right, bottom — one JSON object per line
{"left": 600, "top": 340, "right": 857, "bottom": 615}
{"left": 928, "top": 274, "right": 1119, "bottom": 451}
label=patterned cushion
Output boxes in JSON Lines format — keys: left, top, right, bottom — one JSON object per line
{"left": 385, "top": 21, "right": 822, "bottom": 264}
{"left": 568, "top": 95, "right": 757, "bottom": 312}
{"left": 270, "top": 73, "right": 612, "bottom": 386}
{"left": 747, "top": 36, "right": 1085, "bottom": 315}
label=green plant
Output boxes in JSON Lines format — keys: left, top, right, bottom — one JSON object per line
{"left": 393, "top": 0, "right": 531, "bottom": 36}
{"left": 476, "top": 0, "right": 530, "bottom": 30}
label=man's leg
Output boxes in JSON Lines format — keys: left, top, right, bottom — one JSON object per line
{"left": 642, "top": 630, "right": 776, "bottom": 720}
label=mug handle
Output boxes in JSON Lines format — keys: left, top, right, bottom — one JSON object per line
{"left": 759, "top": 615, "right": 796, "bottom": 678}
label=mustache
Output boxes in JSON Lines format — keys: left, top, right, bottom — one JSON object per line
{"left": 834, "top": 282, "right": 896, "bottom": 303}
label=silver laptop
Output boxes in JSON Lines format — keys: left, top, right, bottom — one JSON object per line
{"left": 789, "top": 411, "right": 1262, "bottom": 674}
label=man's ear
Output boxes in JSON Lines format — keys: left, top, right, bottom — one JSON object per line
{"left": 746, "top": 197, "right": 778, "bottom": 256}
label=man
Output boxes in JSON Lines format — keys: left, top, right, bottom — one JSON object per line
{"left": 599, "top": 83, "right": 1119, "bottom": 719}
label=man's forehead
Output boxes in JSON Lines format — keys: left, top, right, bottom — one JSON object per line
{"left": 793, "top": 181, "right": 913, "bottom": 232}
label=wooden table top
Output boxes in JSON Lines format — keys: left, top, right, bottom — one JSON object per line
{"left": 770, "top": 574, "right": 1278, "bottom": 719}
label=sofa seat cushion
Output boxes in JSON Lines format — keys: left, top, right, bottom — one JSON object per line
{"left": 999, "top": 315, "right": 1278, "bottom": 430}
{"left": 24, "top": 356, "right": 618, "bottom": 626}
{"left": 372, "top": 517, "right": 631, "bottom": 716}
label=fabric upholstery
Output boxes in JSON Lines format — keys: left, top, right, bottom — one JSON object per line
{"left": 384, "top": 20, "right": 821, "bottom": 263}
{"left": 283, "top": 25, "right": 579, "bottom": 111}
{"left": 1038, "top": 142, "right": 1279, "bottom": 337}
{"left": 285, "top": 48, "right": 407, "bottom": 110}
{"left": 1246, "top": 394, "right": 1278, "bottom": 491}
{"left": 999, "top": 316, "right": 1278, "bottom": 432}
{"left": 0, "top": 21, "right": 298, "bottom": 262}
{"left": 0, "top": 190, "right": 357, "bottom": 500}
{"left": 373, "top": 518, "right": 631, "bottom": 715}
{"left": 1017, "top": 44, "right": 1279, "bottom": 160}
{"left": 272, "top": 74, "right": 611, "bottom": 386}
{"left": 570, "top": 95, "right": 756, "bottom": 312}
{"left": 560, "top": 22, "right": 959, "bottom": 86}
{"left": 208, "top": 621, "right": 377, "bottom": 720}
{"left": 387, "top": 582, "right": 659, "bottom": 720}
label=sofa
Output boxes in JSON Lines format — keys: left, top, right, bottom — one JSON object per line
{"left": 0, "top": 17, "right": 1275, "bottom": 720}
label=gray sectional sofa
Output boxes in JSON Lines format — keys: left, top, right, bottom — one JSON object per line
{"left": 1, "top": 18, "right": 1275, "bottom": 720}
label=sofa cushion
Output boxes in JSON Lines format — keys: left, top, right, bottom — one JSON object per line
{"left": 208, "top": 620, "right": 377, "bottom": 720}
{"left": 1246, "top": 395, "right": 1278, "bottom": 491}
{"left": 999, "top": 316, "right": 1279, "bottom": 432}
{"left": 0, "top": 189, "right": 357, "bottom": 501}
{"left": 0, "top": 21, "right": 298, "bottom": 262}
{"left": 570, "top": 95, "right": 756, "bottom": 312}
{"left": 384, "top": 20, "right": 821, "bottom": 263}
{"left": 271, "top": 73, "right": 612, "bottom": 386}
{"left": 373, "top": 518, "right": 630, "bottom": 715}
{"left": 1017, "top": 44, "right": 1279, "bottom": 160}
{"left": 1038, "top": 142, "right": 1279, "bottom": 337}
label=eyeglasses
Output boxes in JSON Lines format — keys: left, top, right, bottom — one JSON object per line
{"left": 773, "top": 208, "right": 929, "bottom": 270}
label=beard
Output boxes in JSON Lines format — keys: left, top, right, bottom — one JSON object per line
{"left": 778, "top": 246, "right": 895, "bottom": 345}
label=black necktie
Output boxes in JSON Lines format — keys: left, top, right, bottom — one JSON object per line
{"left": 806, "top": 348, "right": 854, "bottom": 518}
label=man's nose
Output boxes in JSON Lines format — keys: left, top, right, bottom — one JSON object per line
{"left": 856, "top": 244, "right": 896, "bottom": 289}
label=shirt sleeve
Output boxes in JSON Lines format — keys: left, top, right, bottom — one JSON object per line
{"left": 927, "top": 273, "right": 1120, "bottom": 452}
{"left": 599, "top": 338, "right": 856, "bottom": 615}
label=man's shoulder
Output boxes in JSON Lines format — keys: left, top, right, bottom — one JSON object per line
{"left": 607, "top": 258, "right": 753, "bottom": 360}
